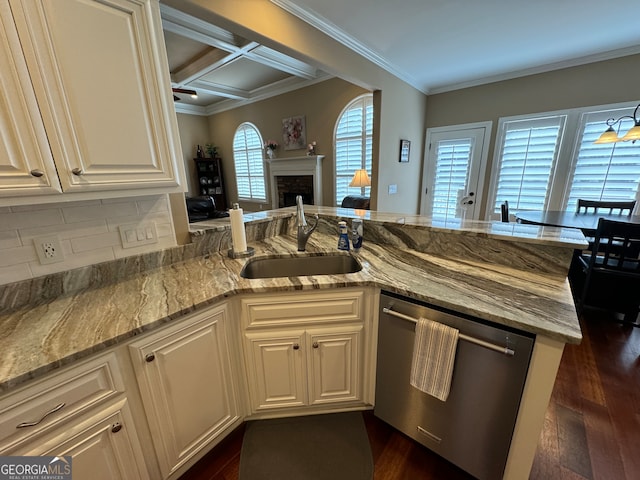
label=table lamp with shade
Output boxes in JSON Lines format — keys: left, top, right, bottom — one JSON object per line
{"left": 349, "top": 169, "right": 371, "bottom": 189}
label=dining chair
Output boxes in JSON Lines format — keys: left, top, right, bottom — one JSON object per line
{"left": 574, "top": 218, "right": 640, "bottom": 326}
{"left": 576, "top": 199, "right": 636, "bottom": 215}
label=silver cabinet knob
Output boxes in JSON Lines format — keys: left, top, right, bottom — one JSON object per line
{"left": 145, "top": 353, "right": 155, "bottom": 362}
{"left": 312, "top": 342, "right": 319, "bottom": 348}
{"left": 292, "top": 344, "right": 300, "bottom": 350}
{"left": 71, "top": 168, "right": 83, "bottom": 175}
{"left": 111, "top": 423, "right": 122, "bottom": 433}
{"left": 30, "top": 169, "right": 44, "bottom": 177}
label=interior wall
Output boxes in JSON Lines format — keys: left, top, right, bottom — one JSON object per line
{"left": 425, "top": 54, "right": 640, "bottom": 216}
{"left": 163, "top": 0, "right": 429, "bottom": 215}
{"left": 175, "top": 112, "right": 210, "bottom": 197}
{"left": 208, "top": 78, "right": 368, "bottom": 211}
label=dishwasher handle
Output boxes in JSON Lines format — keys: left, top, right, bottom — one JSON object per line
{"left": 382, "top": 307, "right": 515, "bottom": 356}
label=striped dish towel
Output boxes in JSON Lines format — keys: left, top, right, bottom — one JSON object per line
{"left": 410, "top": 317, "right": 459, "bottom": 401}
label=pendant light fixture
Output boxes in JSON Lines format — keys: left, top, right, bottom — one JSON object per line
{"left": 594, "top": 103, "right": 640, "bottom": 144}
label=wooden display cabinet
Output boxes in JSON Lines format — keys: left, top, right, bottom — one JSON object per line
{"left": 194, "top": 157, "right": 227, "bottom": 211}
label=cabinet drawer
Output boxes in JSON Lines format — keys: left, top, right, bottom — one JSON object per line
{"left": 241, "top": 289, "right": 364, "bottom": 328}
{"left": 0, "top": 352, "right": 124, "bottom": 451}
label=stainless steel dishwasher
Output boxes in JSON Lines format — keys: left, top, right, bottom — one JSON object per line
{"left": 375, "top": 291, "right": 535, "bottom": 480}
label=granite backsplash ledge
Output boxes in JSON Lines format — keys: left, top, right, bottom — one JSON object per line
{"left": 0, "top": 209, "right": 582, "bottom": 314}
{"left": 0, "top": 214, "right": 296, "bottom": 314}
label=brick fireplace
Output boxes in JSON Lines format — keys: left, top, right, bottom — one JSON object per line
{"left": 268, "top": 155, "right": 324, "bottom": 209}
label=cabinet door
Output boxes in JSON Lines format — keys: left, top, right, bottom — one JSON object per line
{"left": 10, "top": 0, "right": 182, "bottom": 192}
{"left": 16, "top": 400, "right": 149, "bottom": 480}
{"left": 245, "top": 330, "right": 307, "bottom": 411}
{"left": 0, "top": 1, "right": 61, "bottom": 197}
{"left": 129, "top": 305, "right": 240, "bottom": 479}
{"left": 308, "top": 326, "right": 363, "bottom": 405}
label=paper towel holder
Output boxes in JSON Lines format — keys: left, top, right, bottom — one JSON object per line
{"left": 228, "top": 246, "right": 255, "bottom": 259}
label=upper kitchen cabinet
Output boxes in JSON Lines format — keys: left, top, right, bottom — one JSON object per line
{"left": 0, "top": 0, "right": 184, "bottom": 206}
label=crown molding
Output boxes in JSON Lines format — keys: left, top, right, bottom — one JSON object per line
{"left": 428, "top": 45, "right": 640, "bottom": 95}
{"left": 270, "top": 0, "right": 424, "bottom": 93}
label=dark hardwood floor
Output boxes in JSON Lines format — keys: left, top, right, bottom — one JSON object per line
{"left": 180, "top": 308, "right": 640, "bottom": 480}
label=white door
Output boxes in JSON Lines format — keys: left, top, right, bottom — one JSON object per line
{"left": 421, "top": 122, "right": 492, "bottom": 220}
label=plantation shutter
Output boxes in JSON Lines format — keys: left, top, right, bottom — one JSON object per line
{"left": 335, "top": 95, "right": 373, "bottom": 205}
{"left": 233, "top": 124, "right": 266, "bottom": 201}
{"left": 493, "top": 116, "right": 565, "bottom": 213}
{"left": 567, "top": 113, "right": 640, "bottom": 211}
{"left": 431, "top": 139, "right": 472, "bottom": 219}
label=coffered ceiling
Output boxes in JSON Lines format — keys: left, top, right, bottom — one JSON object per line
{"left": 163, "top": 1, "right": 640, "bottom": 115}
{"left": 161, "top": 4, "right": 330, "bottom": 116}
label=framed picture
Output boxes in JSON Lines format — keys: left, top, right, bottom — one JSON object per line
{"left": 282, "top": 115, "right": 306, "bottom": 150}
{"left": 399, "top": 139, "right": 411, "bottom": 162}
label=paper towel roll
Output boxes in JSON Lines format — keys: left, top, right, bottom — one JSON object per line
{"left": 229, "top": 204, "right": 247, "bottom": 253}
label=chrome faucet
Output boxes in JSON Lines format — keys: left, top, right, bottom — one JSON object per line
{"left": 296, "top": 195, "right": 318, "bottom": 251}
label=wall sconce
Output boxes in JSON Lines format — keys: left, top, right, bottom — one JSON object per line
{"left": 349, "top": 169, "right": 371, "bottom": 188}
{"left": 594, "top": 103, "right": 640, "bottom": 143}
{"left": 172, "top": 87, "right": 198, "bottom": 100}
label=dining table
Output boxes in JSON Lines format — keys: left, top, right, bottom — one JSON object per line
{"left": 515, "top": 210, "right": 640, "bottom": 235}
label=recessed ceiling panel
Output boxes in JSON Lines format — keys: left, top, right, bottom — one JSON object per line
{"left": 199, "top": 57, "right": 291, "bottom": 91}
{"left": 163, "top": 30, "right": 213, "bottom": 72}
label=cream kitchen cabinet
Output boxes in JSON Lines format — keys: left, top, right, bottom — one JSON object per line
{"left": 240, "top": 288, "right": 375, "bottom": 415}
{"left": 245, "top": 325, "right": 363, "bottom": 411}
{"left": 0, "top": 352, "right": 149, "bottom": 479}
{"left": 128, "top": 303, "right": 242, "bottom": 479}
{"left": 0, "top": 0, "right": 184, "bottom": 206}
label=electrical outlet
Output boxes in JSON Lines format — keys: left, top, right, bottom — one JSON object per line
{"left": 34, "top": 235, "right": 65, "bottom": 265}
{"left": 388, "top": 184, "right": 398, "bottom": 195}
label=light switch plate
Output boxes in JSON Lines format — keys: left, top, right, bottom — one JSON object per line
{"left": 119, "top": 222, "right": 158, "bottom": 249}
{"left": 388, "top": 184, "right": 398, "bottom": 194}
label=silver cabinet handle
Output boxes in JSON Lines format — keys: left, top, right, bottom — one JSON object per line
{"left": 71, "top": 168, "right": 83, "bottom": 175}
{"left": 30, "top": 169, "right": 44, "bottom": 177}
{"left": 111, "top": 423, "right": 122, "bottom": 433}
{"left": 145, "top": 353, "right": 155, "bottom": 362}
{"left": 16, "top": 402, "right": 65, "bottom": 428}
{"left": 292, "top": 344, "right": 300, "bottom": 350}
{"left": 312, "top": 342, "right": 319, "bottom": 348}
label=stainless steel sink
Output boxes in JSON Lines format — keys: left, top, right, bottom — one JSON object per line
{"left": 240, "top": 253, "right": 362, "bottom": 279}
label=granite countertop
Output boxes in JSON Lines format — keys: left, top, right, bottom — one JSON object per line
{"left": 0, "top": 209, "right": 584, "bottom": 392}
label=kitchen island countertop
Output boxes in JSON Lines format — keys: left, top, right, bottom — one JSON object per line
{"left": 0, "top": 209, "right": 584, "bottom": 392}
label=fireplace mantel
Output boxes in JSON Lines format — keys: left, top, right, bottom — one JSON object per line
{"left": 268, "top": 155, "right": 324, "bottom": 209}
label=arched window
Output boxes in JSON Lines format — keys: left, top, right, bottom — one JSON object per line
{"left": 233, "top": 123, "right": 266, "bottom": 201}
{"left": 334, "top": 94, "right": 373, "bottom": 205}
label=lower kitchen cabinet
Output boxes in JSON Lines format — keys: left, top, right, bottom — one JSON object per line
{"left": 15, "top": 399, "right": 149, "bottom": 480}
{"left": 0, "top": 352, "right": 150, "bottom": 479}
{"left": 245, "top": 326, "right": 362, "bottom": 411}
{"left": 128, "top": 302, "right": 241, "bottom": 479}
{"left": 240, "top": 288, "right": 373, "bottom": 415}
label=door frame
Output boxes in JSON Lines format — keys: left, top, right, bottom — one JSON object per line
{"left": 420, "top": 121, "right": 492, "bottom": 220}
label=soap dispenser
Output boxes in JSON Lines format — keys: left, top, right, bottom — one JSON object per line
{"left": 337, "top": 221, "right": 350, "bottom": 251}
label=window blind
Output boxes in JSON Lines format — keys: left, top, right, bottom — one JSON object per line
{"left": 493, "top": 116, "right": 565, "bottom": 213}
{"left": 335, "top": 95, "right": 373, "bottom": 205}
{"left": 567, "top": 116, "right": 640, "bottom": 210}
{"left": 233, "top": 124, "right": 266, "bottom": 201}
{"left": 432, "top": 139, "right": 472, "bottom": 219}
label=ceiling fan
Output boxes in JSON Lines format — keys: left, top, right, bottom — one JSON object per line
{"left": 172, "top": 87, "right": 197, "bottom": 101}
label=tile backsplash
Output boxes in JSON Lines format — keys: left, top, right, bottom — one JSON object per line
{"left": 0, "top": 195, "right": 176, "bottom": 286}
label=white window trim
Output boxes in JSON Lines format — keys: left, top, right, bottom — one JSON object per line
{"left": 486, "top": 100, "right": 640, "bottom": 219}
{"left": 333, "top": 93, "right": 373, "bottom": 206}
